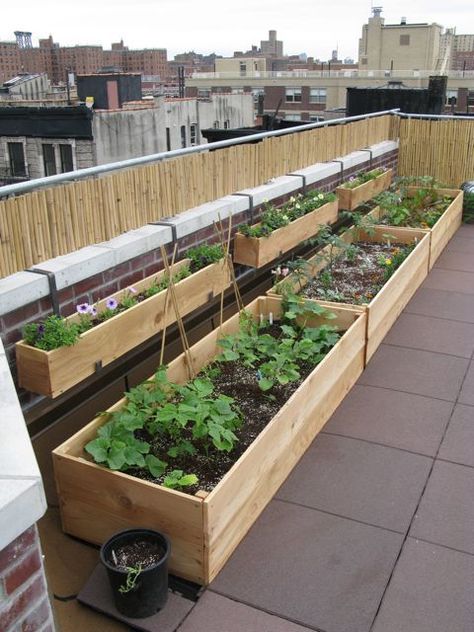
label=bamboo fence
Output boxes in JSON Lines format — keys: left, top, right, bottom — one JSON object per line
{"left": 398, "top": 117, "right": 474, "bottom": 187}
{"left": 0, "top": 115, "right": 394, "bottom": 277}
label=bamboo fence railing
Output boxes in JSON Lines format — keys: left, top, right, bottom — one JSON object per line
{"left": 398, "top": 117, "right": 474, "bottom": 187}
{"left": 0, "top": 115, "right": 394, "bottom": 277}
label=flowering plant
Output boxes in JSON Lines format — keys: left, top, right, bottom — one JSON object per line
{"left": 341, "top": 168, "right": 386, "bottom": 190}
{"left": 238, "top": 190, "right": 336, "bottom": 238}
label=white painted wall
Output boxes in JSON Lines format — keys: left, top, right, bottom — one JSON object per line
{"left": 92, "top": 94, "right": 254, "bottom": 164}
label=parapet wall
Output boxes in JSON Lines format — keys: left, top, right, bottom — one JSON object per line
{"left": 0, "top": 140, "right": 398, "bottom": 413}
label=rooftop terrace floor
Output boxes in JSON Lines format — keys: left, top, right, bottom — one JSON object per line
{"left": 38, "top": 222, "right": 474, "bottom": 632}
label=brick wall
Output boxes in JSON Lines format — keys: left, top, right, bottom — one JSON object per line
{"left": 0, "top": 526, "right": 55, "bottom": 632}
{"left": 0, "top": 145, "right": 398, "bottom": 413}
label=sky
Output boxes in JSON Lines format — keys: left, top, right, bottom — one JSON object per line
{"left": 2, "top": 0, "right": 474, "bottom": 62}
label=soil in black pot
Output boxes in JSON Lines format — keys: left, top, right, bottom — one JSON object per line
{"left": 111, "top": 539, "right": 165, "bottom": 571}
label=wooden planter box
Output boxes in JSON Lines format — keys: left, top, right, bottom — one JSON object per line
{"left": 53, "top": 295, "right": 366, "bottom": 585}
{"left": 233, "top": 199, "right": 338, "bottom": 268}
{"left": 16, "top": 259, "right": 231, "bottom": 398}
{"left": 336, "top": 168, "right": 393, "bottom": 211}
{"left": 269, "top": 225, "right": 430, "bottom": 362}
{"left": 368, "top": 188, "right": 463, "bottom": 270}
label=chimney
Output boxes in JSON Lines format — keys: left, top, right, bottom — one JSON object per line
{"left": 401, "top": 17, "right": 407, "bottom": 25}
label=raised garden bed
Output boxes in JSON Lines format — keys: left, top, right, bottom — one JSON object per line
{"left": 16, "top": 258, "right": 231, "bottom": 398}
{"left": 336, "top": 168, "right": 393, "bottom": 211}
{"left": 269, "top": 225, "right": 430, "bottom": 362}
{"left": 233, "top": 194, "right": 338, "bottom": 268}
{"left": 368, "top": 187, "right": 463, "bottom": 269}
{"left": 53, "top": 295, "right": 366, "bottom": 584}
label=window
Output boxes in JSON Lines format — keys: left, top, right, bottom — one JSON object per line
{"left": 190, "top": 123, "right": 198, "bottom": 146}
{"left": 59, "top": 144, "right": 73, "bottom": 173}
{"left": 213, "top": 120, "right": 220, "bottom": 129}
{"left": 445, "top": 89, "right": 458, "bottom": 106}
{"left": 166, "top": 127, "right": 171, "bottom": 151}
{"left": 8, "top": 142, "right": 26, "bottom": 177}
{"left": 400, "top": 35, "right": 410, "bottom": 46}
{"left": 223, "top": 120, "right": 230, "bottom": 129}
{"left": 309, "top": 88, "right": 327, "bottom": 104}
{"left": 251, "top": 87, "right": 264, "bottom": 103}
{"left": 285, "top": 88, "right": 302, "bottom": 103}
{"left": 197, "top": 88, "right": 211, "bottom": 98}
{"left": 284, "top": 113, "right": 301, "bottom": 121}
{"left": 309, "top": 115, "right": 324, "bottom": 122}
{"left": 239, "top": 62, "right": 246, "bottom": 77}
{"left": 42, "top": 144, "right": 56, "bottom": 176}
{"left": 180, "top": 125, "right": 186, "bottom": 148}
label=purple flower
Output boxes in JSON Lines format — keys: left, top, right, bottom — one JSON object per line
{"left": 38, "top": 324, "right": 45, "bottom": 334}
{"left": 76, "top": 303, "right": 91, "bottom": 314}
{"left": 89, "top": 306, "right": 98, "bottom": 317}
{"left": 106, "top": 298, "right": 118, "bottom": 310}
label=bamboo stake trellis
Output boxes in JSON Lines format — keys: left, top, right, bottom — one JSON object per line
{"left": 0, "top": 115, "right": 395, "bottom": 277}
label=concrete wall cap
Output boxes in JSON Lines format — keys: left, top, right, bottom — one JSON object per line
{"left": 0, "top": 339, "right": 47, "bottom": 550}
{"left": 0, "top": 271, "right": 50, "bottom": 317}
{"left": 29, "top": 245, "right": 116, "bottom": 291}
{"left": 162, "top": 195, "right": 249, "bottom": 238}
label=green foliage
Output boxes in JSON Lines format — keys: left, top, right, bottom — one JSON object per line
{"left": 341, "top": 168, "right": 386, "bottom": 189}
{"left": 186, "top": 243, "right": 224, "bottom": 271}
{"left": 238, "top": 190, "right": 336, "bottom": 239}
{"left": 375, "top": 186, "right": 453, "bottom": 229}
{"left": 463, "top": 192, "right": 474, "bottom": 224}
{"left": 163, "top": 470, "right": 199, "bottom": 489}
{"left": 378, "top": 243, "right": 416, "bottom": 283}
{"left": 217, "top": 296, "right": 339, "bottom": 392}
{"left": 85, "top": 366, "right": 242, "bottom": 489}
{"left": 85, "top": 293, "right": 342, "bottom": 490}
{"left": 118, "top": 565, "right": 142, "bottom": 594}
{"left": 309, "top": 224, "right": 353, "bottom": 273}
{"left": 23, "top": 315, "right": 80, "bottom": 351}
{"left": 23, "top": 264, "right": 193, "bottom": 350}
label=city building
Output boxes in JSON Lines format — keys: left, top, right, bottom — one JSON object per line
{"left": 0, "top": 93, "right": 254, "bottom": 183}
{"left": 358, "top": 8, "right": 443, "bottom": 71}
{"left": 0, "top": 35, "right": 169, "bottom": 85}
{"left": 0, "top": 73, "right": 50, "bottom": 101}
{"left": 260, "top": 30, "right": 283, "bottom": 57}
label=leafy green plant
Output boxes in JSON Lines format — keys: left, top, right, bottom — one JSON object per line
{"left": 340, "top": 168, "right": 386, "bottom": 189}
{"left": 22, "top": 315, "right": 81, "bottom": 351}
{"left": 309, "top": 225, "right": 352, "bottom": 274}
{"left": 186, "top": 243, "right": 224, "bottom": 271}
{"left": 163, "top": 470, "right": 199, "bottom": 489}
{"left": 375, "top": 187, "right": 453, "bottom": 229}
{"left": 238, "top": 190, "right": 335, "bottom": 239}
{"left": 118, "top": 565, "right": 142, "bottom": 594}
{"left": 217, "top": 295, "right": 339, "bottom": 392}
{"left": 85, "top": 366, "right": 242, "bottom": 488}
{"left": 463, "top": 192, "right": 474, "bottom": 224}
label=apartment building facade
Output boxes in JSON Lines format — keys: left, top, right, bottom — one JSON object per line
{"left": 358, "top": 9, "right": 442, "bottom": 71}
{"left": 0, "top": 36, "right": 169, "bottom": 85}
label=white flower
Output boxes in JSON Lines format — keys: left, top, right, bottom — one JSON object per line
{"left": 318, "top": 193, "right": 324, "bottom": 200}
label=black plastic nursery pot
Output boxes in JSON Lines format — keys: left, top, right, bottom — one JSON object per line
{"left": 100, "top": 528, "right": 171, "bottom": 618}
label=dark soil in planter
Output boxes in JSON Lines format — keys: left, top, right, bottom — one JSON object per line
{"left": 111, "top": 539, "right": 165, "bottom": 571}
{"left": 131, "top": 330, "right": 320, "bottom": 492}
{"left": 300, "top": 241, "right": 409, "bottom": 305}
